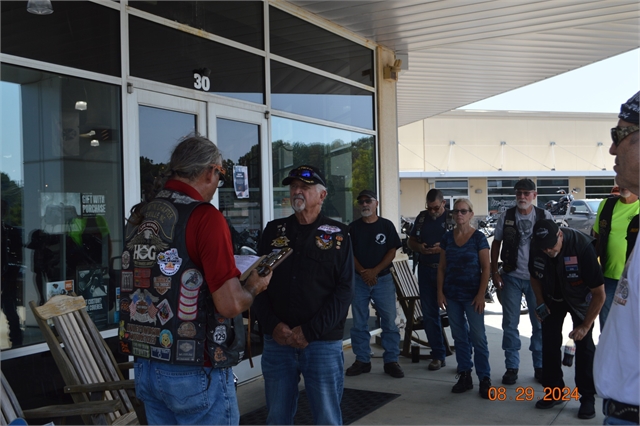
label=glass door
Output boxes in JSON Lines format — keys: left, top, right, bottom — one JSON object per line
{"left": 209, "top": 104, "right": 268, "bottom": 383}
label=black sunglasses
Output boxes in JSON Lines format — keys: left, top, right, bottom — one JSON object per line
{"left": 452, "top": 209, "right": 471, "bottom": 215}
{"left": 288, "top": 168, "right": 325, "bottom": 186}
{"left": 611, "top": 125, "right": 639, "bottom": 147}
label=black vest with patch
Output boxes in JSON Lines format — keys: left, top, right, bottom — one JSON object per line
{"left": 627, "top": 214, "right": 639, "bottom": 260}
{"left": 500, "top": 206, "right": 545, "bottom": 273}
{"left": 119, "top": 189, "right": 244, "bottom": 367}
{"left": 530, "top": 228, "right": 596, "bottom": 320}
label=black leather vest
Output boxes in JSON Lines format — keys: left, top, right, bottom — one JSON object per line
{"left": 119, "top": 189, "right": 244, "bottom": 367}
{"left": 627, "top": 214, "right": 639, "bottom": 260}
{"left": 530, "top": 229, "right": 596, "bottom": 320}
{"left": 596, "top": 196, "right": 619, "bottom": 270}
{"left": 500, "top": 206, "right": 545, "bottom": 273}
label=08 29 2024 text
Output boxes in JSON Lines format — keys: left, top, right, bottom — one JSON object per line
{"left": 488, "top": 386, "right": 580, "bottom": 402}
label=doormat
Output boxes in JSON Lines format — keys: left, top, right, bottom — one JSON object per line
{"left": 240, "top": 387, "right": 400, "bottom": 425}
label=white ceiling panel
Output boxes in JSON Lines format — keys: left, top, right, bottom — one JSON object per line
{"left": 290, "top": 0, "right": 640, "bottom": 126}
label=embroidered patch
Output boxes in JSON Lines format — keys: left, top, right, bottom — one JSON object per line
{"left": 120, "top": 298, "right": 131, "bottom": 313}
{"left": 271, "top": 236, "right": 290, "bottom": 247}
{"left": 180, "top": 286, "right": 199, "bottom": 298}
{"left": 613, "top": 276, "right": 629, "bottom": 306}
{"left": 156, "top": 299, "right": 174, "bottom": 325}
{"left": 126, "top": 221, "right": 168, "bottom": 268}
{"left": 121, "top": 271, "right": 133, "bottom": 292}
{"left": 176, "top": 340, "right": 196, "bottom": 362}
{"left": 214, "top": 347, "right": 227, "bottom": 363}
{"left": 132, "top": 342, "right": 150, "bottom": 358}
{"left": 181, "top": 269, "right": 203, "bottom": 290}
{"left": 564, "top": 256, "right": 578, "bottom": 265}
{"left": 177, "top": 322, "right": 197, "bottom": 338}
{"left": 154, "top": 276, "right": 171, "bottom": 295}
{"left": 318, "top": 224, "right": 341, "bottom": 234}
{"left": 126, "top": 323, "right": 161, "bottom": 344}
{"left": 170, "top": 192, "right": 196, "bottom": 204}
{"left": 178, "top": 310, "right": 197, "bottom": 321}
{"left": 157, "top": 248, "right": 182, "bottom": 276}
{"left": 316, "top": 233, "right": 333, "bottom": 250}
{"left": 213, "top": 325, "right": 227, "bottom": 344}
{"left": 159, "top": 329, "right": 173, "bottom": 348}
{"left": 179, "top": 303, "right": 198, "bottom": 315}
{"left": 130, "top": 289, "right": 159, "bottom": 324}
{"left": 121, "top": 251, "right": 131, "bottom": 269}
{"left": 151, "top": 346, "right": 171, "bottom": 361}
{"left": 375, "top": 233, "right": 387, "bottom": 245}
{"left": 119, "top": 340, "right": 132, "bottom": 355}
{"left": 505, "top": 220, "right": 515, "bottom": 226}
{"left": 134, "top": 268, "right": 151, "bottom": 288}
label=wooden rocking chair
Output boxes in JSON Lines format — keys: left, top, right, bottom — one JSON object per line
{"left": 390, "top": 258, "right": 454, "bottom": 360}
{"left": 29, "top": 295, "right": 141, "bottom": 425}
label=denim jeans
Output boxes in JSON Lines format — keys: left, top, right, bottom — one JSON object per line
{"left": 500, "top": 274, "right": 542, "bottom": 370}
{"left": 446, "top": 298, "right": 491, "bottom": 380}
{"left": 262, "top": 335, "right": 344, "bottom": 425}
{"left": 134, "top": 359, "right": 238, "bottom": 425}
{"left": 417, "top": 263, "right": 446, "bottom": 360}
{"left": 350, "top": 273, "right": 400, "bottom": 363}
{"left": 599, "top": 277, "right": 619, "bottom": 329}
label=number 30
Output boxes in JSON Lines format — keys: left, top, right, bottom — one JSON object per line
{"left": 193, "top": 73, "right": 210, "bottom": 91}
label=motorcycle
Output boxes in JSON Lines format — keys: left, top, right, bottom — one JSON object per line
{"left": 400, "top": 216, "right": 420, "bottom": 273}
{"left": 477, "top": 214, "right": 497, "bottom": 238}
{"left": 545, "top": 187, "right": 579, "bottom": 216}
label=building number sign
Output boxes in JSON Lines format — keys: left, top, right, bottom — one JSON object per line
{"left": 193, "top": 72, "right": 210, "bottom": 92}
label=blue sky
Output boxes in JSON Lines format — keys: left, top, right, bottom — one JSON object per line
{"left": 460, "top": 48, "right": 640, "bottom": 113}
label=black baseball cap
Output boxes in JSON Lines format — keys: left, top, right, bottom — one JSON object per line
{"left": 532, "top": 219, "right": 560, "bottom": 249}
{"left": 282, "top": 165, "right": 326, "bottom": 186}
{"left": 514, "top": 179, "right": 536, "bottom": 191}
{"left": 357, "top": 189, "right": 377, "bottom": 200}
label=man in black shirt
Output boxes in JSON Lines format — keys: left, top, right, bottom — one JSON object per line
{"left": 346, "top": 190, "right": 403, "bottom": 378}
{"left": 254, "top": 165, "right": 354, "bottom": 425}
{"left": 529, "top": 220, "right": 605, "bottom": 420}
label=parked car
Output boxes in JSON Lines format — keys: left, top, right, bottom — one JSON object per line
{"left": 554, "top": 198, "right": 603, "bottom": 235}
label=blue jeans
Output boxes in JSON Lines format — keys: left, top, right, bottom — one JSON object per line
{"left": 350, "top": 273, "right": 400, "bottom": 363}
{"left": 134, "top": 359, "right": 238, "bottom": 425}
{"left": 500, "top": 274, "right": 542, "bottom": 370}
{"left": 599, "top": 277, "right": 619, "bottom": 329}
{"left": 417, "top": 263, "right": 446, "bottom": 360}
{"left": 262, "top": 335, "right": 344, "bottom": 425}
{"left": 446, "top": 298, "right": 491, "bottom": 380}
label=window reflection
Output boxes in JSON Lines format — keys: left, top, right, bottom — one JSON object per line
{"left": 216, "top": 118, "right": 262, "bottom": 256}
{"left": 0, "top": 64, "right": 123, "bottom": 349}
{"left": 271, "top": 61, "right": 374, "bottom": 130}
{"left": 271, "top": 117, "right": 375, "bottom": 224}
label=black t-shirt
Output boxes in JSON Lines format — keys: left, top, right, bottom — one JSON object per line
{"left": 349, "top": 217, "right": 401, "bottom": 275}
{"left": 410, "top": 209, "right": 450, "bottom": 264}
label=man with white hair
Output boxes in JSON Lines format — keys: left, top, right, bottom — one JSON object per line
{"left": 254, "top": 165, "right": 354, "bottom": 425}
{"left": 594, "top": 91, "right": 639, "bottom": 425}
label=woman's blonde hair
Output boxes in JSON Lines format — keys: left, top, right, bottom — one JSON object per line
{"left": 454, "top": 197, "right": 473, "bottom": 212}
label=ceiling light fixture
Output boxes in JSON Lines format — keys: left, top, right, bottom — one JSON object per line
{"left": 90, "top": 139, "right": 100, "bottom": 147}
{"left": 75, "top": 101, "right": 87, "bottom": 111}
{"left": 27, "top": 0, "right": 53, "bottom": 15}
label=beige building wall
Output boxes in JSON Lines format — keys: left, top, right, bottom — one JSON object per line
{"left": 399, "top": 110, "right": 617, "bottom": 217}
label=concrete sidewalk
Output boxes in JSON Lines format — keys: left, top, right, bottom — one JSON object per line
{"left": 237, "top": 301, "right": 603, "bottom": 425}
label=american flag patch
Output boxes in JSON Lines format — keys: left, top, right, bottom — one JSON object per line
{"left": 564, "top": 256, "right": 578, "bottom": 265}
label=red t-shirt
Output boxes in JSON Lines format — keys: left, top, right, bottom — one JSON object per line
{"left": 164, "top": 180, "right": 240, "bottom": 293}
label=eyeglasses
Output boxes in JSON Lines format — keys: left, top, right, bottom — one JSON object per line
{"left": 288, "top": 167, "right": 326, "bottom": 186}
{"left": 611, "top": 125, "right": 639, "bottom": 147}
{"left": 357, "top": 198, "right": 374, "bottom": 205}
{"left": 515, "top": 190, "right": 533, "bottom": 197}
{"left": 425, "top": 202, "right": 444, "bottom": 212}
{"left": 210, "top": 164, "right": 226, "bottom": 188}
{"left": 452, "top": 209, "right": 471, "bottom": 215}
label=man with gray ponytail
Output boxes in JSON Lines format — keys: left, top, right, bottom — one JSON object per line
{"left": 120, "top": 134, "right": 271, "bottom": 425}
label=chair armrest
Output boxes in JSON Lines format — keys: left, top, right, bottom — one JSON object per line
{"left": 22, "top": 399, "right": 122, "bottom": 419}
{"left": 118, "top": 361, "right": 134, "bottom": 372}
{"left": 64, "top": 379, "right": 135, "bottom": 394}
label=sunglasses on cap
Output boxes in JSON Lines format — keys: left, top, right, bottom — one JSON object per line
{"left": 287, "top": 167, "right": 326, "bottom": 186}
{"left": 611, "top": 125, "right": 639, "bottom": 147}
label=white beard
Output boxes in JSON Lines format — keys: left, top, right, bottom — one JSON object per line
{"left": 361, "top": 209, "right": 373, "bottom": 217}
{"left": 292, "top": 197, "right": 306, "bottom": 212}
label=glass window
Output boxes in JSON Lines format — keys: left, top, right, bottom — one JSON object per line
{"left": 585, "top": 177, "right": 615, "bottom": 198}
{"left": 216, "top": 118, "right": 262, "bottom": 256}
{"left": 1, "top": 1, "right": 120, "bottom": 77}
{"left": 271, "top": 61, "right": 374, "bottom": 130}
{"left": 271, "top": 117, "right": 375, "bottom": 224}
{"left": 571, "top": 201, "right": 588, "bottom": 213}
{"left": 1, "top": 63, "right": 123, "bottom": 350}
{"left": 270, "top": 6, "right": 374, "bottom": 86}
{"left": 487, "top": 179, "right": 518, "bottom": 213}
{"left": 129, "top": 16, "right": 265, "bottom": 104}
{"left": 129, "top": 1, "right": 264, "bottom": 49}
{"left": 536, "top": 178, "right": 569, "bottom": 208}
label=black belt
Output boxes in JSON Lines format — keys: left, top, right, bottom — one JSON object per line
{"left": 427, "top": 263, "right": 439, "bottom": 269}
{"left": 605, "top": 399, "right": 639, "bottom": 424}
{"left": 379, "top": 270, "right": 391, "bottom": 277}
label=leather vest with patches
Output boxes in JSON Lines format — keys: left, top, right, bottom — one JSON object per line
{"left": 500, "top": 206, "right": 545, "bottom": 273}
{"left": 119, "top": 189, "right": 244, "bottom": 367}
{"left": 530, "top": 229, "right": 595, "bottom": 320}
